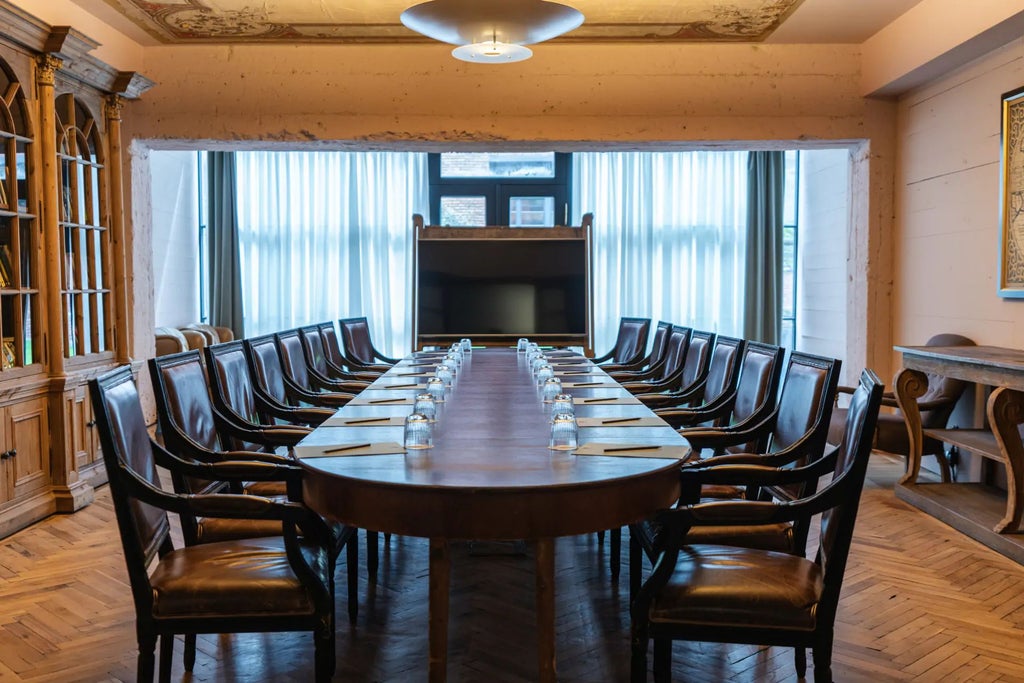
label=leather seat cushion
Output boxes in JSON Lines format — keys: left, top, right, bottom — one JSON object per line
{"left": 151, "top": 537, "right": 328, "bottom": 618}
{"left": 195, "top": 517, "right": 284, "bottom": 544}
{"left": 682, "top": 523, "right": 794, "bottom": 553}
{"left": 244, "top": 480, "right": 288, "bottom": 497}
{"left": 699, "top": 484, "right": 746, "bottom": 499}
{"left": 649, "top": 544, "right": 821, "bottom": 630}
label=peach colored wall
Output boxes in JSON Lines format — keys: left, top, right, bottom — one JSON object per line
{"left": 894, "top": 37, "right": 1024, "bottom": 363}
{"left": 120, "top": 42, "right": 896, "bottom": 380}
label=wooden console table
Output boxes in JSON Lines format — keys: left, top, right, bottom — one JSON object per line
{"left": 894, "top": 344, "right": 1024, "bottom": 563}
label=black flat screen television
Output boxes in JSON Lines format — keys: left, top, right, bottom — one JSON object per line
{"left": 417, "top": 239, "right": 587, "bottom": 337}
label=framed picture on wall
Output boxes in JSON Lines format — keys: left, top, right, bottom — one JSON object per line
{"left": 999, "top": 86, "right": 1024, "bottom": 297}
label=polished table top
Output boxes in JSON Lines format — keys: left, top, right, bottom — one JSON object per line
{"left": 298, "top": 348, "right": 689, "bottom": 539}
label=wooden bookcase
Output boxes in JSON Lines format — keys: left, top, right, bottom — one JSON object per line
{"left": 0, "top": 4, "right": 152, "bottom": 537}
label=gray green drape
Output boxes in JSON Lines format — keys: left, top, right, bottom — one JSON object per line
{"left": 743, "top": 151, "right": 785, "bottom": 344}
{"left": 207, "top": 151, "right": 244, "bottom": 338}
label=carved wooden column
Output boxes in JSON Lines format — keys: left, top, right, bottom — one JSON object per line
{"left": 987, "top": 386, "right": 1024, "bottom": 533}
{"left": 104, "top": 94, "right": 130, "bottom": 364}
{"left": 894, "top": 366, "right": 930, "bottom": 486}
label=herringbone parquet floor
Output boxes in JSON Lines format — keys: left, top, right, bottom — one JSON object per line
{"left": 3, "top": 455, "right": 1024, "bottom": 682}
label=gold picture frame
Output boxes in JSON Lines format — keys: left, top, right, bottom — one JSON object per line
{"left": 999, "top": 86, "right": 1024, "bottom": 296}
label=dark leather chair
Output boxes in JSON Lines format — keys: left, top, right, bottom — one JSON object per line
{"left": 90, "top": 366, "right": 336, "bottom": 683}
{"left": 626, "top": 329, "right": 715, "bottom": 399}
{"left": 247, "top": 334, "right": 353, "bottom": 411}
{"left": 619, "top": 326, "right": 691, "bottom": 395}
{"left": 338, "top": 316, "right": 399, "bottom": 370}
{"left": 641, "top": 335, "right": 745, "bottom": 411}
{"left": 317, "top": 321, "right": 385, "bottom": 378}
{"left": 149, "top": 351, "right": 361, "bottom": 624}
{"left": 299, "top": 324, "right": 378, "bottom": 384}
{"left": 628, "top": 352, "right": 842, "bottom": 597}
{"left": 629, "top": 369, "right": 883, "bottom": 683}
{"left": 205, "top": 340, "right": 331, "bottom": 431}
{"left": 606, "top": 321, "right": 673, "bottom": 375}
{"left": 829, "top": 333, "right": 975, "bottom": 481}
{"left": 276, "top": 328, "right": 367, "bottom": 396}
{"left": 656, "top": 342, "right": 785, "bottom": 446}
{"left": 593, "top": 316, "right": 651, "bottom": 366}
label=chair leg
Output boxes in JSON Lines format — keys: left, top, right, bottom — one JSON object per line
{"left": 629, "top": 530, "right": 643, "bottom": 603}
{"left": 137, "top": 632, "right": 157, "bottom": 683}
{"left": 384, "top": 532, "right": 392, "bottom": 546}
{"left": 347, "top": 536, "right": 359, "bottom": 624}
{"left": 184, "top": 634, "right": 197, "bottom": 671}
{"left": 313, "top": 616, "right": 335, "bottom": 683}
{"left": 812, "top": 637, "right": 834, "bottom": 683}
{"left": 597, "top": 529, "right": 605, "bottom": 545}
{"left": 158, "top": 634, "right": 173, "bottom": 683}
{"left": 794, "top": 646, "right": 806, "bottom": 678}
{"left": 366, "top": 529, "right": 379, "bottom": 579}
{"left": 610, "top": 527, "right": 622, "bottom": 580}
{"left": 630, "top": 628, "right": 649, "bottom": 683}
{"left": 653, "top": 638, "right": 671, "bottom": 682}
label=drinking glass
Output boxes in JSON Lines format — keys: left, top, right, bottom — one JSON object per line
{"left": 435, "top": 363, "right": 454, "bottom": 387}
{"left": 541, "top": 377, "right": 562, "bottom": 403}
{"left": 551, "top": 393, "right": 574, "bottom": 417}
{"left": 413, "top": 393, "right": 437, "bottom": 421}
{"left": 531, "top": 355, "right": 548, "bottom": 375}
{"left": 404, "top": 413, "right": 433, "bottom": 449}
{"left": 517, "top": 338, "right": 529, "bottom": 353}
{"left": 444, "top": 352, "right": 461, "bottom": 371}
{"left": 549, "top": 412, "right": 579, "bottom": 451}
{"left": 535, "top": 363, "right": 555, "bottom": 386}
{"left": 427, "top": 376, "right": 447, "bottom": 403}
{"left": 461, "top": 338, "right": 472, "bottom": 353}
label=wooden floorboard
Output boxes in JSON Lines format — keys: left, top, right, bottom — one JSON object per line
{"left": 3, "top": 454, "right": 1024, "bottom": 681}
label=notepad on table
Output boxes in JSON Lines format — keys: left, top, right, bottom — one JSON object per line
{"left": 574, "top": 442, "right": 690, "bottom": 459}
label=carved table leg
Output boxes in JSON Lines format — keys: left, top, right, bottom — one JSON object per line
{"left": 429, "top": 538, "right": 450, "bottom": 683}
{"left": 987, "top": 387, "right": 1024, "bottom": 533}
{"left": 895, "top": 368, "right": 930, "bottom": 486}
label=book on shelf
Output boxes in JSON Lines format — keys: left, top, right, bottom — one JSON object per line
{"left": 2, "top": 337, "right": 15, "bottom": 368}
{"left": 0, "top": 244, "right": 12, "bottom": 287}
{"left": 0, "top": 179, "right": 7, "bottom": 210}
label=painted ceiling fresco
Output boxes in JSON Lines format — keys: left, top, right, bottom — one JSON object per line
{"left": 96, "top": 0, "right": 806, "bottom": 43}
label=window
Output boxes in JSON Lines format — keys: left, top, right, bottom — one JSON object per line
{"left": 780, "top": 150, "right": 799, "bottom": 351}
{"left": 429, "top": 152, "right": 570, "bottom": 226}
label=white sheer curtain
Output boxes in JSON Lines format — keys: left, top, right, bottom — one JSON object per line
{"left": 235, "top": 151, "right": 428, "bottom": 356}
{"left": 572, "top": 151, "right": 748, "bottom": 353}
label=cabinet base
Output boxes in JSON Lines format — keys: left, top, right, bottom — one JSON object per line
{"left": 52, "top": 480, "right": 95, "bottom": 514}
{"left": 0, "top": 492, "right": 58, "bottom": 539}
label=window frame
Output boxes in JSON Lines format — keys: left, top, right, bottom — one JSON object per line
{"left": 428, "top": 152, "right": 571, "bottom": 226}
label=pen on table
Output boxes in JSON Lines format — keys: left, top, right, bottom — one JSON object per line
{"left": 583, "top": 397, "right": 616, "bottom": 403}
{"left": 572, "top": 382, "right": 604, "bottom": 387}
{"left": 369, "top": 398, "right": 405, "bottom": 404}
{"left": 322, "top": 443, "right": 372, "bottom": 454}
{"left": 384, "top": 383, "right": 419, "bottom": 389}
{"left": 602, "top": 417, "right": 641, "bottom": 424}
{"left": 602, "top": 445, "right": 662, "bottom": 453}
{"left": 344, "top": 417, "right": 390, "bottom": 425}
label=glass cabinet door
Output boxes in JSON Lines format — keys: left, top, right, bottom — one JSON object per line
{"left": 0, "top": 60, "right": 39, "bottom": 371}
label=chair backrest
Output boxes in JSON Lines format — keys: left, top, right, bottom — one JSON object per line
{"left": 205, "top": 340, "right": 265, "bottom": 452}
{"left": 317, "top": 321, "right": 347, "bottom": 369}
{"left": 149, "top": 351, "right": 224, "bottom": 456}
{"left": 245, "top": 334, "right": 293, "bottom": 405}
{"left": 814, "top": 369, "right": 883, "bottom": 616}
{"left": 645, "top": 321, "right": 673, "bottom": 369}
{"left": 276, "top": 329, "right": 315, "bottom": 392}
{"left": 155, "top": 326, "right": 188, "bottom": 356}
{"left": 300, "top": 325, "right": 332, "bottom": 377}
{"left": 724, "top": 342, "right": 784, "bottom": 450}
{"left": 700, "top": 336, "right": 745, "bottom": 406}
{"left": 339, "top": 317, "right": 376, "bottom": 365}
{"left": 655, "top": 326, "right": 691, "bottom": 381}
{"left": 919, "top": 333, "right": 975, "bottom": 428}
{"left": 89, "top": 367, "right": 170, "bottom": 614}
{"left": 770, "top": 352, "right": 842, "bottom": 454}
{"left": 612, "top": 317, "right": 651, "bottom": 364}
{"left": 677, "top": 330, "right": 715, "bottom": 390}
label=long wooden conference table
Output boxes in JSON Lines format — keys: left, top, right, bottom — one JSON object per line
{"left": 297, "top": 348, "right": 691, "bottom": 682}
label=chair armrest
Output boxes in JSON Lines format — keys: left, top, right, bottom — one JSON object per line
{"left": 222, "top": 449, "right": 295, "bottom": 465}
{"left": 657, "top": 400, "right": 732, "bottom": 429}
{"left": 680, "top": 414, "right": 773, "bottom": 452}
{"left": 591, "top": 349, "right": 615, "bottom": 364}
{"left": 185, "top": 493, "right": 310, "bottom": 522}
{"left": 254, "top": 425, "right": 313, "bottom": 447}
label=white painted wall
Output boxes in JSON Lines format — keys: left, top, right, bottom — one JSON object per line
{"left": 796, "top": 149, "right": 851, "bottom": 380}
{"left": 150, "top": 151, "right": 200, "bottom": 327}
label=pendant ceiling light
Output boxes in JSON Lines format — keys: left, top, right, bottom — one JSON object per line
{"left": 400, "top": 0, "right": 584, "bottom": 64}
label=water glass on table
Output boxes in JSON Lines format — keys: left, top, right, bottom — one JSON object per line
{"left": 517, "top": 338, "right": 529, "bottom": 353}
{"left": 551, "top": 393, "right": 574, "bottom": 417}
{"left": 404, "top": 413, "right": 433, "bottom": 450}
{"left": 541, "top": 377, "right": 562, "bottom": 403}
{"left": 427, "top": 376, "right": 447, "bottom": 404}
{"left": 414, "top": 393, "right": 437, "bottom": 421}
{"left": 549, "top": 412, "right": 579, "bottom": 451}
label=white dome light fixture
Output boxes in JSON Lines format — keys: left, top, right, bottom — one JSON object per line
{"left": 400, "top": 0, "right": 583, "bottom": 64}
